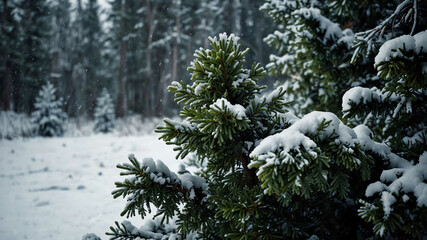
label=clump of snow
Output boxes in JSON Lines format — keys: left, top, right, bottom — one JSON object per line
{"left": 380, "top": 168, "right": 405, "bottom": 182}
{"left": 386, "top": 152, "right": 427, "bottom": 207}
{"left": 194, "top": 82, "right": 209, "bottom": 95}
{"left": 136, "top": 156, "right": 208, "bottom": 196}
{"left": 232, "top": 73, "right": 256, "bottom": 88}
{"left": 353, "top": 125, "right": 410, "bottom": 168}
{"left": 413, "top": 30, "right": 427, "bottom": 53}
{"left": 264, "top": 87, "right": 284, "bottom": 104}
{"left": 403, "top": 131, "right": 425, "bottom": 145}
{"left": 209, "top": 98, "right": 247, "bottom": 120}
{"left": 208, "top": 32, "right": 240, "bottom": 46}
{"left": 280, "top": 112, "right": 300, "bottom": 125}
{"left": 338, "top": 28, "right": 355, "bottom": 49}
{"left": 365, "top": 181, "right": 388, "bottom": 197}
{"left": 118, "top": 219, "right": 198, "bottom": 239}
{"left": 342, "top": 86, "right": 401, "bottom": 113}
{"left": 342, "top": 87, "right": 381, "bottom": 111}
{"left": 260, "top": 0, "right": 297, "bottom": 12}
{"left": 375, "top": 35, "right": 415, "bottom": 66}
{"left": 381, "top": 191, "right": 396, "bottom": 216}
{"left": 364, "top": 150, "right": 427, "bottom": 217}
{"left": 169, "top": 81, "right": 184, "bottom": 91}
{"left": 293, "top": 7, "right": 342, "bottom": 43}
{"left": 374, "top": 30, "right": 427, "bottom": 66}
{"left": 250, "top": 111, "right": 358, "bottom": 159}
{"left": 163, "top": 118, "right": 197, "bottom": 132}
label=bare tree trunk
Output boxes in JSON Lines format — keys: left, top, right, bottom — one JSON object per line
{"left": 50, "top": 51, "right": 59, "bottom": 85}
{"left": 143, "top": 0, "right": 155, "bottom": 118}
{"left": 1, "top": 0, "right": 12, "bottom": 110}
{"left": 171, "top": 0, "right": 181, "bottom": 84}
{"left": 117, "top": 38, "right": 128, "bottom": 118}
{"left": 1, "top": 67, "right": 12, "bottom": 111}
{"left": 116, "top": 0, "right": 128, "bottom": 118}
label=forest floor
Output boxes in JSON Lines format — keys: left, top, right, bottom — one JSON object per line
{"left": 0, "top": 133, "right": 181, "bottom": 240}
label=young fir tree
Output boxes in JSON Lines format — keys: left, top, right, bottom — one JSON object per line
{"left": 31, "top": 82, "right": 67, "bottom": 137}
{"left": 93, "top": 88, "right": 115, "bottom": 133}
{"left": 102, "top": 33, "right": 379, "bottom": 239}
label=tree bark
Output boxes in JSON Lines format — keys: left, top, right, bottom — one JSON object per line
{"left": 143, "top": 0, "right": 155, "bottom": 118}
{"left": 1, "top": 0, "right": 12, "bottom": 110}
{"left": 171, "top": 0, "right": 180, "bottom": 84}
{"left": 116, "top": 0, "right": 128, "bottom": 118}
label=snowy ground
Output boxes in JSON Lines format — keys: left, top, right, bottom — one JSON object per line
{"left": 0, "top": 134, "right": 181, "bottom": 240}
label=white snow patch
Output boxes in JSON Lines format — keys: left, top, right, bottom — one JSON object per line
{"left": 0, "top": 134, "right": 180, "bottom": 240}
{"left": 210, "top": 98, "right": 247, "bottom": 120}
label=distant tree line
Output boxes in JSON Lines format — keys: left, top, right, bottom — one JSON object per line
{"left": 0, "top": 0, "right": 274, "bottom": 118}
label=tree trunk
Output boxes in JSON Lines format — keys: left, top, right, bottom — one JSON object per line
{"left": 171, "top": 0, "right": 180, "bottom": 84}
{"left": 1, "top": 0, "right": 12, "bottom": 110}
{"left": 116, "top": 0, "right": 128, "bottom": 118}
{"left": 143, "top": 0, "right": 155, "bottom": 118}
{"left": 1, "top": 67, "right": 12, "bottom": 111}
{"left": 50, "top": 51, "right": 59, "bottom": 85}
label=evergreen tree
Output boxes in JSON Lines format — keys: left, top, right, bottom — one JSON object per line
{"left": 31, "top": 82, "right": 67, "bottom": 137}
{"left": 262, "top": 0, "right": 406, "bottom": 115}
{"left": 94, "top": 88, "right": 115, "bottom": 133}
{"left": 0, "top": 0, "right": 52, "bottom": 113}
{"left": 0, "top": 0, "right": 20, "bottom": 111}
{"left": 342, "top": 3, "right": 427, "bottom": 238}
{"left": 104, "top": 33, "right": 378, "bottom": 239}
{"left": 262, "top": 0, "right": 427, "bottom": 238}
{"left": 16, "top": 0, "right": 52, "bottom": 113}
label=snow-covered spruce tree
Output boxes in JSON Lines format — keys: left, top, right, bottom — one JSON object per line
{"left": 31, "top": 82, "right": 67, "bottom": 137}
{"left": 105, "top": 33, "right": 377, "bottom": 239}
{"left": 342, "top": 9, "right": 427, "bottom": 240}
{"left": 94, "top": 88, "right": 115, "bottom": 133}
{"left": 261, "top": 0, "right": 418, "bottom": 115}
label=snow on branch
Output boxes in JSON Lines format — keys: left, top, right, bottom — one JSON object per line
{"left": 351, "top": 0, "right": 419, "bottom": 62}
{"left": 375, "top": 30, "right": 427, "bottom": 67}
{"left": 353, "top": 125, "right": 411, "bottom": 168}
{"left": 292, "top": 7, "right": 343, "bottom": 44}
{"left": 112, "top": 154, "right": 208, "bottom": 221}
{"left": 250, "top": 111, "right": 358, "bottom": 159}
{"left": 362, "top": 152, "right": 427, "bottom": 223}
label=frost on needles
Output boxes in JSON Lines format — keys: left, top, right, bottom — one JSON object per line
{"left": 101, "top": 33, "right": 386, "bottom": 240}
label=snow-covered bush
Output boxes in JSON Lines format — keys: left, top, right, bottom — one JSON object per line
{"left": 31, "top": 82, "right": 67, "bottom": 137}
{"left": 0, "top": 111, "right": 34, "bottom": 139}
{"left": 93, "top": 88, "right": 115, "bottom": 133}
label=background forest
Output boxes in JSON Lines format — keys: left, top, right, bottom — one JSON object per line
{"left": 0, "top": 0, "right": 274, "bottom": 119}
